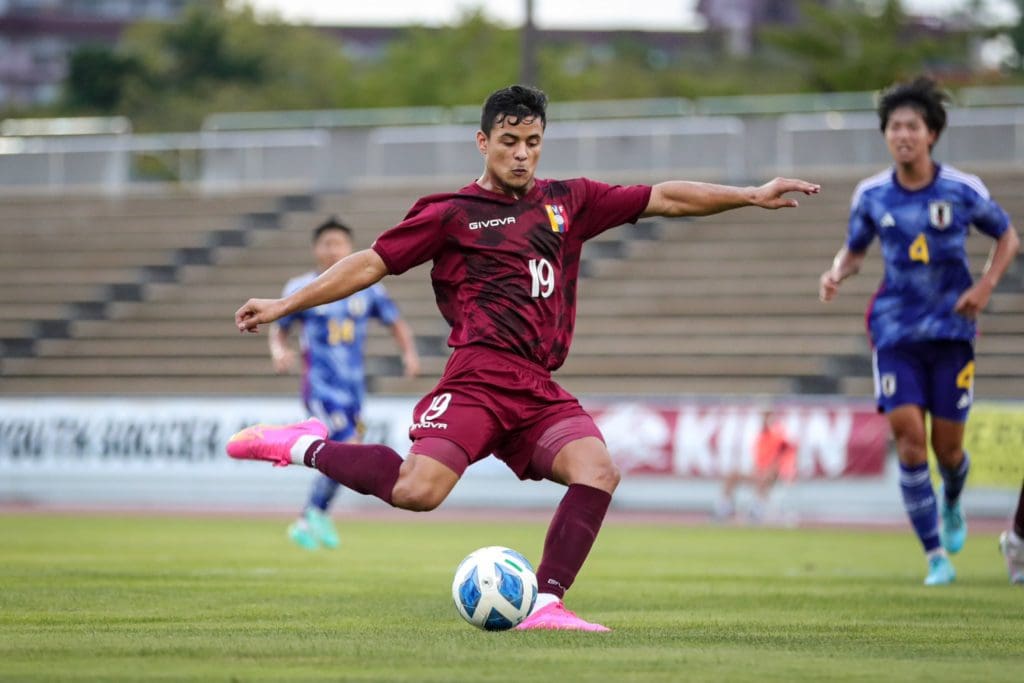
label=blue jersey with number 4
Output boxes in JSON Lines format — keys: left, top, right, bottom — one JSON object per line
{"left": 846, "top": 164, "right": 1009, "bottom": 349}
{"left": 277, "top": 273, "right": 400, "bottom": 408}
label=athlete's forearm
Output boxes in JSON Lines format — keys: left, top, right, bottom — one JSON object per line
{"left": 280, "top": 249, "right": 388, "bottom": 317}
{"left": 644, "top": 177, "right": 818, "bottom": 218}
{"left": 645, "top": 181, "right": 755, "bottom": 217}
{"left": 978, "top": 225, "right": 1021, "bottom": 290}
{"left": 268, "top": 324, "right": 289, "bottom": 359}
{"left": 390, "top": 319, "right": 417, "bottom": 358}
{"left": 828, "top": 247, "right": 866, "bottom": 283}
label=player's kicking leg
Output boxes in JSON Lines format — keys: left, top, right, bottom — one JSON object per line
{"left": 226, "top": 419, "right": 457, "bottom": 511}
{"left": 226, "top": 418, "right": 328, "bottom": 466}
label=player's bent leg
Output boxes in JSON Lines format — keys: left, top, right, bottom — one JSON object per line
{"left": 226, "top": 418, "right": 328, "bottom": 467}
{"left": 549, "top": 436, "right": 620, "bottom": 492}
{"left": 390, "top": 448, "right": 461, "bottom": 512}
{"left": 888, "top": 405, "right": 929, "bottom": 467}
{"left": 931, "top": 418, "right": 969, "bottom": 555}
{"left": 888, "top": 406, "right": 949, "bottom": 581}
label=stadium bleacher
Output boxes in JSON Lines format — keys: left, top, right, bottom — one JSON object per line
{"left": 0, "top": 171, "right": 1021, "bottom": 398}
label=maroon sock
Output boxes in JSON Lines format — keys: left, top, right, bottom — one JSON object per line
{"left": 304, "top": 440, "right": 402, "bottom": 506}
{"left": 1014, "top": 479, "right": 1024, "bottom": 538}
{"left": 535, "top": 484, "right": 612, "bottom": 599}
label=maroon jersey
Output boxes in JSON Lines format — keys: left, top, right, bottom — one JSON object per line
{"left": 372, "top": 178, "right": 651, "bottom": 370}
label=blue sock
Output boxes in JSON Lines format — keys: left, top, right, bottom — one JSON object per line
{"left": 938, "top": 451, "right": 970, "bottom": 505}
{"left": 899, "top": 462, "right": 940, "bottom": 552}
{"left": 308, "top": 473, "right": 341, "bottom": 512}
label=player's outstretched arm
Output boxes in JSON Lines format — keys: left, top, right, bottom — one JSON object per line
{"left": 641, "top": 177, "right": 820, "bottom": 218}
{"left": 235, "top": 248, "right": 389, "bottom": 333}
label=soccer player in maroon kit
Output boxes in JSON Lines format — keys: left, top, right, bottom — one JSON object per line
{"left": 228, "top": 85, "right": 820, "bottom": 630}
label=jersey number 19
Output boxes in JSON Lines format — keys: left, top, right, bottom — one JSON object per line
{"left": 529, "top": 258, "right": 555, "bottom": 298}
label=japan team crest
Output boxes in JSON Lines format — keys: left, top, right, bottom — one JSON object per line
{"left": 545, "top": 204, "right": 569, "bottom": 233}
{"left": 929, "top": 200, "right": 953, "bottom": 230}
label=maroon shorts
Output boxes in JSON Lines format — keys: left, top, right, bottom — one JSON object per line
{"left": 407, "top": 345, "right": 604, "bottom": 481}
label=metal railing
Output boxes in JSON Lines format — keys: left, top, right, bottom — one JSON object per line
{"left": 2, "top": 88, "right": 1023, "bottom": 195}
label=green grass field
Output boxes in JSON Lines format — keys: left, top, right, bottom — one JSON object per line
{"left": 1, "top": 513, "right": 1021, "bottom": 682}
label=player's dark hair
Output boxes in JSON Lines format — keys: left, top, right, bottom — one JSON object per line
{"left": 480, "top": 85, "right": 547, "bottom": 136}
{"left": 312, "top": 215, "right": 352, "bottom": 243}
{"left": 877, "top": 76, "right": 950, "bottom": 141}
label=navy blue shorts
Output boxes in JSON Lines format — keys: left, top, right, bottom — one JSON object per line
{"left": 872, "top": 340, "right": 975, "bottom": 422}
{"left": 305, "top": 395, "right": 361, "bottom": 441}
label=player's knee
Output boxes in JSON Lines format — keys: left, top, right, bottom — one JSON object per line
{"left": 931, "top": 442, "right": 963, "bottom": 468}
{"left": 894, "top": 433, "right": 927, "bottom": 463}
{"left": 584, "top": 459, "right": 620, "bottom": 493}
{"left": 897, "top": 430, "right": 929, "bottom": 462}
{"left": 391, "top": 480, "right": 448, "bottom": 512}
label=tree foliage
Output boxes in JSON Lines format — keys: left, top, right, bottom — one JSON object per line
{"left": 760, "top": 0, "right": 952, "bottom": 92}
{"left": 63, "top": 45, "right": 142, "bottom": 112}
{"left": 46, "top": 0, "right": 1014, "bottom": 132}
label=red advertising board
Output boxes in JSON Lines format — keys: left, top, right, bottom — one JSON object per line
{"left": 585, "top": 401, "right": 890, "bottom": 479}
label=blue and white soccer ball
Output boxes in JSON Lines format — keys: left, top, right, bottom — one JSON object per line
{"left": 451, "top": 546, "right": 538, "bottom": 631}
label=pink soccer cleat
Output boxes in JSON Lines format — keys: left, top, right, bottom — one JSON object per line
{"left": 514, "top": 602, "right": 611, "bottom": 632}
{"left": 225, "top": 418, "right": 327, "bottom": 467}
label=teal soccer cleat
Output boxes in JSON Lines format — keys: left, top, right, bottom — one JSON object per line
{"left": 288, "top": 518, "right": 320, "bottom": 550}
{"left": 939, "top": 489, "right": 967, "bottom": 554}
{"left": 924, "top": 554, "right": 956, "bottom": 586}
{"left": 304, "top": 508, "right": 340, "bottom": 549}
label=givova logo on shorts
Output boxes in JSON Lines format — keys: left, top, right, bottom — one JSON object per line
{"left": 415, "top": 393, "right": 451, "bottom": 429}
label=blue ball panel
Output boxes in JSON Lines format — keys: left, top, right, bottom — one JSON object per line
{"left": 458, "top": 566, "right": 482, "bottom": 617}
{"left": 483, "top": 608, "right": 515, "bottom": 631}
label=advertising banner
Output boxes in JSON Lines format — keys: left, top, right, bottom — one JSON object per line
{"left": 588, "top": 401, "right": 890, "bottom": 479}
{"left": 1, "top": 397, "right": 890, "bottom": 480}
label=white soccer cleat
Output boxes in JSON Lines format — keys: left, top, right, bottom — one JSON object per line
{"left": 998, "top": 531, "right": 1024, "bottom": 585}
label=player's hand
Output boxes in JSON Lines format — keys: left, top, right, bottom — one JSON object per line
{"left": 819, "top": 270, "right": 840, "bottom": 302}
{"left": 235, "top": 298, "right": 285, "bottom": 333}
{"left": 752, "top": 177, "right": 821, "bottom": 209}
{"left": 954, "top": 281, "right": 993, "bottom": 320}
{"left": 403, "top": 351, "right": 421, "bottom": 378}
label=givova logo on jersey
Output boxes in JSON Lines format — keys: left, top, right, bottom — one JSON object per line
{"left": 414, "top": 393, "right": 451, "bottom": 430}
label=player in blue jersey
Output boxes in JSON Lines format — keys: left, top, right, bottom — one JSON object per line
{"left": 269, "top": 216, "right": 420, "bottom": 549}
{"left": 819, "top": 77, "right": 1020, "bottom": 585}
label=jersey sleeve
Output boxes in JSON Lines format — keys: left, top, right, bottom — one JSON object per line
{"left": 966, "top": 184, "right": 1010, "bottom": 239}
{"left": 368, "top": 284, "right": 401, "bottom": 326}
{"left": 846, "top": 190, "right": 876, "bottom": 252}
{"left": 572, "top": 178, "right": 652, "bottom": 241}
{"left": 371, "top": 201, "right": 446, "bottom": 276}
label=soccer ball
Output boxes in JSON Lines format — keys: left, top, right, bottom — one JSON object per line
{"left": 451, "top": 546, "right": 538, "bottom": 631}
